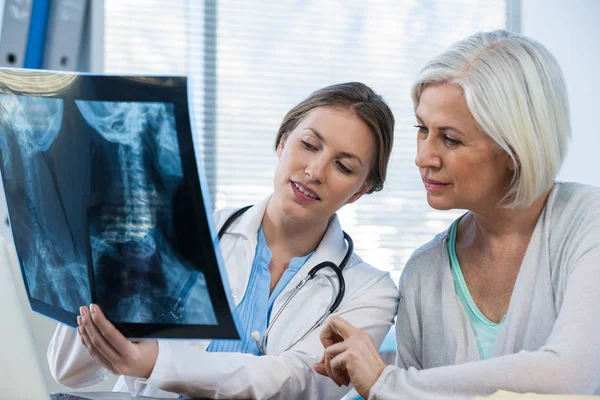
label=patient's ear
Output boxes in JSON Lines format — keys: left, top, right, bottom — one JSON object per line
{"left": 505, "top": 148, "right": 519, "bottom": 171}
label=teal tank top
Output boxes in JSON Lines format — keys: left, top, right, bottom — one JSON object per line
{"left": 447, "top": 220, "right": 505, "bottom": 360}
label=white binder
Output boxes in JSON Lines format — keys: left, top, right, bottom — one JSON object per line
{"left": 42, "top": 0, "right": 88, "bottom": 71}
{"left": 0, "top": 0, "right": 34, "bottom": 68}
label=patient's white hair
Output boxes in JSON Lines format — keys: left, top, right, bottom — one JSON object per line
{"left": 412, "top": 29, "right": 571, "bottom": 209}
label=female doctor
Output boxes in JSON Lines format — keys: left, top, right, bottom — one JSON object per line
{"left": 47, "top": 82, "right": 399, "bottom": 399}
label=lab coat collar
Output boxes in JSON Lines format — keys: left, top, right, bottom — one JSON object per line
{"left": 224, "top": 194, "right": 348, "bottom": 299}
{"left": 225, "top": 195, "right": 271, "bottom": 240}
{"left": 227, "top": 195, "right": 347, "bottom": 265}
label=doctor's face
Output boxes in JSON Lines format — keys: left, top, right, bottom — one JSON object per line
{"left": 414, "top": 84, "right": 513, "bottom": 212}
{"left": 273, "top": 106, "right": 375, "bottom": 224}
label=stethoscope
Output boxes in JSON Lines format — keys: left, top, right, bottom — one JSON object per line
{"left": 163, "top": 205, "right": 352, "bottom": 355}
{"left": 221, "top": 205, "right": 353, "bottom": 355}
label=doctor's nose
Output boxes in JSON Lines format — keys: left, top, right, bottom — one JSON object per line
{"left": 305, "top": 159, "right": 325, "bottom": 184}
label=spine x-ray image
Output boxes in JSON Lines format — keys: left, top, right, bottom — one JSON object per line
{"left": 0, "top": 70, "right": 238, "bottom": 339}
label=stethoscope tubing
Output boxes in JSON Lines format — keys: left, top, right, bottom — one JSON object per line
{"left": 256, "top": 232, "right": 352, "bottom": 355}
{"left": 217, "top": 205, "right": 353, "bottom": 356}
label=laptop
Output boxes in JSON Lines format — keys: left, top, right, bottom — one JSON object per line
{"left": 0, "top": 236, "right": 172, "bottom": 400}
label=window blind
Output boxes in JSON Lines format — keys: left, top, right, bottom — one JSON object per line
{"left": 104, "top": 0, "right": 507, "bottom": 283}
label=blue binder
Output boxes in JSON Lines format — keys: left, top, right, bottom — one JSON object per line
{"left": 24, "top": 0, "right": 51, "bottom": 69}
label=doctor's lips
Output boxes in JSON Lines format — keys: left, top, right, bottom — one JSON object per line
{"left": 422, "top": 177, "right": 450, "bottom": 191}
{"left": 291, "top": 181, "right": 321, "bottom": 201}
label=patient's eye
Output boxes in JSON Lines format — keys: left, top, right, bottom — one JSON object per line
{"left": 414, "top": 124, "right": 428, "bottom": 134}
{"left": 444, "top": 135, "right": 461, "bottom": 146}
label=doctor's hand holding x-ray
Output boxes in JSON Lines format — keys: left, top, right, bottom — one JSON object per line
{"left": 76, "top": 304, "right": 158, "bottom": 379}
{"left": 48, "top": 82, "right": 400, "bottom": 399}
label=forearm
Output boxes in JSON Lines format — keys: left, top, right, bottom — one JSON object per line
{"left": 145, "top": 341, "right": 348, "bottom": 399}
{"left": 372, "top": 348, "right": 597, "bottom": 400}
{"left": 146, "top": 266, "right": 397, "bottom": 399}
{"left": 47, "top": 323, "right": 109, "bottom": 388}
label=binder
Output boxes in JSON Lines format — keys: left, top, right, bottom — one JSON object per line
{"left": 0, "top": 0, "right": 34, "bottom": 68}
{"left": 42, "top": 0, "right": 88, "bottom": 71}
{"left": 24, "top": 0, "right": 51, "bottom": 69}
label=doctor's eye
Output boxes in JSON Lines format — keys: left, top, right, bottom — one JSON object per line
{"left": 336, "top": 161, "right": 353, "bottom": 175}
{"left": 301, "top": 140, "right": 317, "bottom": 150}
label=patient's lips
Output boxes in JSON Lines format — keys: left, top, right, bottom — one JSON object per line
{"left": 422, "top": 177, "right": 450, "bottom": 192}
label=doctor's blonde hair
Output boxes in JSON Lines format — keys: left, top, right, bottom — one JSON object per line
{"left": 274, "top": 82, "right": 395, "bottom": 194}
{"left": 412, "top": 30, "right": 571, "bottom": 209}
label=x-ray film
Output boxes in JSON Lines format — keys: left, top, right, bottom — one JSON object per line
{"left": 0, "top": 69, "right": 239, "bottom": 339}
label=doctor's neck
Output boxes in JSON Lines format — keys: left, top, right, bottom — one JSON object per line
{"left": 261, "top": 203, "right": 330, "bottom": 258}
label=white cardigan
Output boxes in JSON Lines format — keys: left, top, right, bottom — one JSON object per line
{"left": 48, "top": 196, "right": 399, "bottom": 399}
{"left": 369, "top": 182, "right": 600, "bottom": 399}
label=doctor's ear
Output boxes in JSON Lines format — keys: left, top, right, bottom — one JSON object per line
{"left": 346, "top": 181, "right": 373, "bottom": 205}
{"left": 276, "top": 133, "right": 289, "bottom": 158}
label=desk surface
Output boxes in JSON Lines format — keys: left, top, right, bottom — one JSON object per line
{"left": 54, "top": 392, "right": 219, "bottom": 400}
{"left": 53, "top": 392, "right": 178, "bottom": 400}
{"left": 479, "top": 390, "right": 600, "bottom": 399}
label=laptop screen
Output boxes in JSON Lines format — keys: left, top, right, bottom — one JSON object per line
{"left": 0, "top": 69, "right": 238, "bottom": 339}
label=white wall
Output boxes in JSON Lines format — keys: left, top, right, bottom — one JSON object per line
{"left": 521, "top": 0, "right": 600, "bottom": 186}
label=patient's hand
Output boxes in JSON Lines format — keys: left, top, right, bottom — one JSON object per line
{"left": 77, "top": 304, "right": 158, "bottom": 379}
{"left": 314, "top": 316, "right": 385, "bottom": 399}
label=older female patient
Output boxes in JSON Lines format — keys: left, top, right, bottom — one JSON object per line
{"left": 315, "top": 30, "right": 600, "bottom": 398}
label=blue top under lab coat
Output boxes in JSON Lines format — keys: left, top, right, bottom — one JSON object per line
{"left": 207, "top": 226, "right": 313, "bottom": 354}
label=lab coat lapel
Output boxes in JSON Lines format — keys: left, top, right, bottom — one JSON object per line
{"left": 220, "top": 196, "right": 271, "bottom": 304}
{"left": 225, "top": 196, "right": 271, "bottom": 240}
{"left": 265, "top": 215, "right": 348, "bottom": 354}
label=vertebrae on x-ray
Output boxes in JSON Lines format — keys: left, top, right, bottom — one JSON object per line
{"left": 0, "top": 97, "right": 65, "bottom": 269}
{"left": 76, "top": 101, "right": 182, "bottom": 256}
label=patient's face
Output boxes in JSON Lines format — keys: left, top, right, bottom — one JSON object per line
{"left": 271, "top": 106, "right": 375, "bottom": 225}
{"left": 414, "top": 83, "right": 513, "bottom": 212}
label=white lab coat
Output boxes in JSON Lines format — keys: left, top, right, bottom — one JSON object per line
{"left": 48, "top": 196, "right": 399, "bottom": 399}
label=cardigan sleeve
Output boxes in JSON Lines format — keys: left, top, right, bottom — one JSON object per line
{"left": 394, "top": 290, "right": 422, "bottom": 370}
